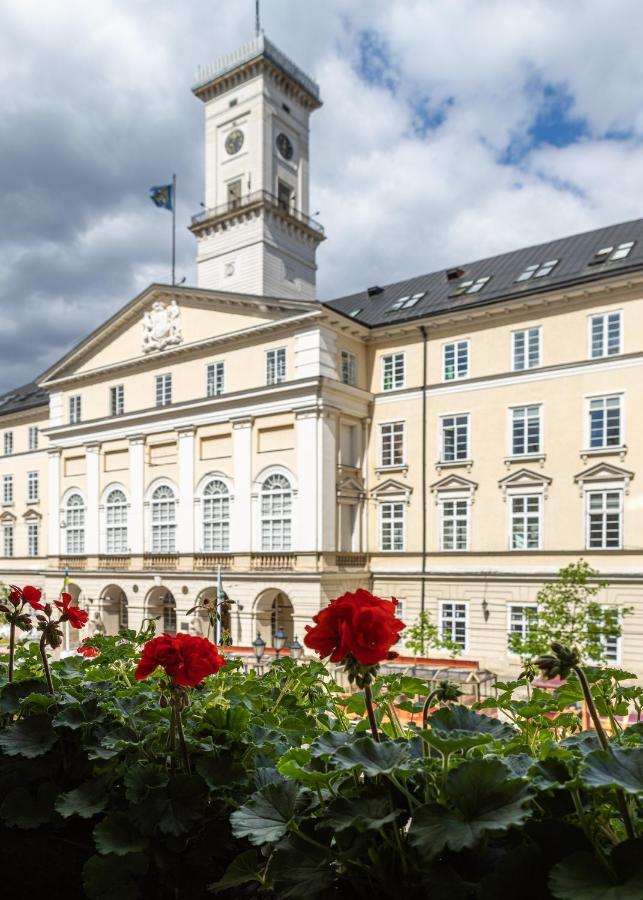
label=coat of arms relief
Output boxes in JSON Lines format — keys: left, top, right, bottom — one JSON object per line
{"left": 142, "top": 299, "right": 183, "bottom": 353}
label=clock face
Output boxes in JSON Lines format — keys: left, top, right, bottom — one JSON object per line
{"left": 225, "top": 129, "right": 244, "bottom": 155}
{"left": 276, "top": 132, "right": 294, "bottom": 160}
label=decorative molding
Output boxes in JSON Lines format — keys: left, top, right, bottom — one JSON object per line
{"left": 430, "top": 473, "right": 479, "bottom": 504}
{"left": 580, "top": 445, "right": 628, "bottom": 464}
{"left": 142, "top": 299, "right": 183, "bottom": 353}
{"left": 573, "top": 462, "right": 634, "bottom": 496}
{"left": 370, "top": 477, "right": 413, "bottom": 504}
{"left": 498, "top": 468, "right": 552, "bottom": 501}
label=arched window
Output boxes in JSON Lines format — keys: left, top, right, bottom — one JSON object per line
{"left": 106, "top": 489, "right": 128, "bottom": 554}
{"left": 261, "top": 474, "right": 292, "bottom": 551}
{"left": 119, "top": 596, "right": 128, "bottom": 630}
{"left": 163, "top": 593, "right": 177, "bottom": 635}
{"left": 151, "top": 485, "right": 177, "bottom": 552}
{"left": 203, "top": 479, "right": 230, "bottom": 551}
{"left": 66, "top": 493, "right": 85, "bottom": 554}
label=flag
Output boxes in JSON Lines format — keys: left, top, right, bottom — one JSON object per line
{"left": 150, "top": 183, "right": 173, "bottom": 210}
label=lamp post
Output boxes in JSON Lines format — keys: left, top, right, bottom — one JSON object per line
{"left": 252, "top": 632, "right": 266, "bottom": 672}
{"left": 273, "top": 626, "right": 287, "bottom": 658}
{"left": 289, "top": 635, "right": 303, "bottom": 661}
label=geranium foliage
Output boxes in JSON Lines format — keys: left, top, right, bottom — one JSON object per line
{"left": 0, "top": 626, "right": 641, "bottom": 899}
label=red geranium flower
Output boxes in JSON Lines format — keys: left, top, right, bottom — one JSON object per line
{"left": 55, "top": 592, "right": 89, "bottom": 629}
{"left": 304, "top": 588, "right": 405, "bottom": 666}
{"left": 9, "top": 584, "right": 45, "bottom": 611}
{"left": 77, "top": 641, "right": 100, "bottom": 658}
{"left": 135, "top": 633, "right": 227, "bottom": 687}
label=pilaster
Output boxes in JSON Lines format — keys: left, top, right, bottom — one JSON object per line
{"left": 129, "top": 435, "right": 145, "bottom": 554}
{"left": 177, "top": 427, "right": 196, "bottom": 553}
{"left": 47, "top": 448, "right": 61, "bottom": 556}
{"left": 85, "top": 442, "right": 100, "bottom": 555}
{"left": 231, "top": 416, "right": 253, "bottom": 552}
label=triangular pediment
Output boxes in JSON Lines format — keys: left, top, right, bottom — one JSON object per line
{"left": 371, "top": 478, "right": 413, "bottom": 500}
{"left": 574, "top": 462, "right": 634, "bottom": 485}
{"left": 22, "top": 508, "right": 42, "bottom": 521}
{"left": 0, "top": 510, "right": 16, "bottom": 524}
{"left": 38, "top": 284, "right": 319, "bottom": 385}
{"left": 430, "top": 474, "right": 478, "bottom": 494}
{"left": 337, "top": 476, "right": 364, "bottom": 497}
{"left": 498, "top": 468, "right": 552, "bottom": 489}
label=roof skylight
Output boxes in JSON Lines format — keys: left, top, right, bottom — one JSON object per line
{"left": 449, "top": 276, "right": 491, "bottom": 298}
{"left": 588, "top": 241, "right": 634, "bottom": 266}
{"left": 389, "top": 291, "right": 426, "bottom": 311}
{"left": 515, "top": 259, "right": 559, "bottom": 282}
{"left": 348, "top": 308, "right": 362, "bottom": 318}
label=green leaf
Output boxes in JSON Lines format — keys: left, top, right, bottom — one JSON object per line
{"left": 323, "top": 795, "right": 401, "bottom": 832}
{"left": 277, "top": 747, "right": 333, "bottom": 789}
{"left": 409, "top": 758, "right": 533, "bottom": 859}
{"left": 332, "top": 736, "right": 410, "bottom": 775}
{"left": 267, "top": 841, "right": 334, "bottom": 899}
{"left": 94, "top": 812, "right": 149, "bottom": 856}
{"left": 580, "top": 747, "right": 643, "bottom": 795}
{"left": 53, "top": 698, "right": 103, "bottom": 730}
{"left": 549, "top": 846, "right": 643, "bottom": 900}
{"left": 0, "top": 716, "right": 57, "bottom": 758}
{"left": 0, "top": 678, "right": 47, "bottom": 713}
{"left": 83, "top": 853, "right": 148, "bottom": 900}
{"left": 208, "top": 849, "right": 263, "bottom": 894}
{"left": 420, "top": 728, "right": 492, "bottom": 756}
{"left": 428, "top": 704, "right": 516, "bottom": 741}
{"left": 196, "top": 754, "right": 247, "bottom": 789}
{"left": 0, "top": 781, "right": 59, "bottom": 828}
{"left": 123, "top": 764, "right": 169, "bottom": 802}
{"left": 56, "top": 777, "right": 109, "bottom": 819}
{"left": 230, "top": 780, "right": 300, "bottom": 846}
{"left": 129, "top": 773, "right": 208, "bottom": 837}
{"left": 309, "top": 730, "right": 352, "bottom": 758}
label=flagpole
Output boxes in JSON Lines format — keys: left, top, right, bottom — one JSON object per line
{"left": 171, "top": 173, "right": 176, "bottom": 286}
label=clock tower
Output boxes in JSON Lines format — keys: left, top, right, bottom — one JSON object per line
{"left": 190, "top": 34, "right": 324, "bottom": 300}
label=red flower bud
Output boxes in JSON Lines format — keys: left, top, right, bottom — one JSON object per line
{"left": 135, "top": 633, "right": 226, "bottom": 687}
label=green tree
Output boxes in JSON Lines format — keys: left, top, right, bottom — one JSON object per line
{"left": 508, "top": 560, "right": 630, "bottom": 664}
{"left": 405, "top": 611, "right": 462, "bottom": 659}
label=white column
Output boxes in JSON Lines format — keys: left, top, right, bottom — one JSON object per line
{"left": 177, "top": 427, "right": 195, "bottom": 553}
{"left": 295, "top": 407, "right": 319, "bottom": 552}
{"left": 293, "top": 327, "right": 338, "bottom": 379}
{"left": 231, "top": 417, "right": 253, "bottom": 552}
{"left": 47, "top": 448, "right": 61, "bottom": 556}
{"left": 129, "top": 435, "right": 145, "bottom": 555}
{"left": 85, "top": 443, "right": 100, "bottom": 555}
{"left": 319, "top": 410, "right": 337, "bottom": 552}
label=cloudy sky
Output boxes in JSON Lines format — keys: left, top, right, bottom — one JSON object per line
{"left": 2, "top": 0, "right": 643, "bottom": 392}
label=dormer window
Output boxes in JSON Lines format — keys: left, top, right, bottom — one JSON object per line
{"left": 588, "top": 242, "right": 634, "bottom": 265}
{"left": 449, "top": 276, "right": 491, "bottom": 298}
{"left": 388, "top": 292, "right": 425, "bottom": 312}
{"left": 515, "top": 259, "right": 559, "bottom": 282}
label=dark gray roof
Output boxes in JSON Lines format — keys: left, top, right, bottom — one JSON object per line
{"left": 324, "top": 217, "right": 643, "bottom": 327}
{"left": 0, "top": 382, "right": 48, "bottom": 418}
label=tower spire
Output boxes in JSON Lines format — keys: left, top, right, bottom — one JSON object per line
{"left": 255, "top": 0, "right": 261, "bottom": 36}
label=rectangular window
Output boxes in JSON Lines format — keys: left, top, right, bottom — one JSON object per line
{"left": 511, "top": 405, "right": 542, "bottom": 455}
{"left": 590, "top": 312, "right": 622, "bottom": 358}
{"left": 266, "top": 348, "right": 287, "bottom": 385}
{"left": 3, "top": 432, "right": 13, "bottom": 455}
{"left": 510, "top": 495, "right": 541, "bottom": 549}
{"left": 28, "top": 522, "right": 39, "bottom": 557}
{"left": 206, "top": 361, "right": 225, "bottom": 397}
{"left": 588, "top": 242, "right": 634, "bottom": 265}
{"left": 340, "top": 350, "right": 357, "bottom": 386}
{"left": 512, "top": 328, "right": 541, "bottom": 370}
{"left": 449, "top": 276, "right": 491, "bottom": 297}
{"left": 379, "top": 422, "right": 405, "bottom": 468}
{"left": 587, "top": 490, "right": 622, "bottom": 549}
{"left": 441, "top": 414, "right": 469, "bottom": 462}
{"left": 69, "top": 395, "right": 82, "bottom": 424}
{"left": 110, "top": 385, "right": 124, "bottom": 416}
{"left": 443, "top": 341, "right": 469, "bottom": 381}
{"left": 380, "top": 502, "right": 405, "bottom": 551}
{"left": 3, "top": 525, "right": 13, "bottom": 557}
{"left": 508, "top": 605, "right": 537, "bottom": 648}
{"left": 440, "top": 499, "right": 469, "bottom": 550}
{"left": 340, "top": 423, "right": 359, "bottom": 467}
{"left": 441, "top": 602, "right": 467, "bottom": 649}
{"left": 381, "top": 353, "right": 405, "bottom": 391}
{"left": 515, "top": 259, "right": 559, "bottom": 281}
{"left": 227, "top": 178, "right": 242, "bottom": 209}
{"left": 588, "top": 395, "right": 622, "bottom": 448}
{"left": 155, "top": 374, "right": 172, "bottom": 407}
{"left": 27, "top": 471, "right": 39, "bottom": 502}
{"left": 598, "top": 608, "right": 621, "bottom": 663}
{"left": 277, "top": 179, "right": 294, "bottom": 211}
{"left": 28, "top": 426, "right": 38, "bottom": 451}
{"left": 3, "top": 475, "right": 13, "bottom": 504}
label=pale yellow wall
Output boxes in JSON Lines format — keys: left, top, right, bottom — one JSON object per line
{"left": 0, "top": 409, "right": 49, "bottom": 560}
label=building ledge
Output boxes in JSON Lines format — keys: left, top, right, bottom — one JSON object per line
{"left": 580, "top": 446, "right": 627, "bottom": 463}
{"left": 435, "top": 459, "right": 473, "bottom": 474}
{"left": 504, "top": 453, "right": 546, "bottom": 468}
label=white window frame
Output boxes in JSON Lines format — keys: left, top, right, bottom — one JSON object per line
{"left": 585, "top": 489, "right": 623, "bottom": 550}
{"left": 105, "top": 488, "right": 129, "bottom": 554}
{"left": 155, "top": 374, "right": 172, "bottom": 407}
{"left": 3, "top": 524, "right": 14, "bottom": 557}
{"left": 260, "top": 473, "right": 293, "bottom": 551}
{"left": 507, "top": 603, "right": 538, "bottom": 655}
{"left": 69, "top": 395, "right": 82, "bottom": 424}
{"left": 588, "top": 310, "right": 623, "bottom": 359}
{"left": 381, "top": 353, "right": 405, "bottom": 391}
{"left": 110, "top": 384, "right": 125, "bottom": 416}
{"left": 586, "top": 394, "right": 623, "bottom": 450}
{"left": 28, "top": 427, "right": 38, "bottom": 451}
{"left": 379, "top": 501, "right": 405, "bottom": 551}
{"left": 150, "top": 484, "right": 177, "bottom": 552}
{"left": 512, "top": 327, "right": 541, "bottom": 371}
{"left": 206, "top": 361, "right": 225, "bottom": 397}
{"left": 439, "top": 497, "right": 470, "bottom": 551}
{"left": 202, "top": 478, "right": 231, "bottom": 552}
{"left": 27, "top": 521, "right": 39, "bottom": 557}
{"left": 27, "top": 471, "right": 39, "bottom": 502}
{"left": 442, "top": 340, "right": 469, "bottom": 381}
{"left": 510, "top": 405, "right": 542, "bottom": 456}
{"left": 440, "top": 601, "right": 468, "bottom": 650}
{"left": 3, "top": 431, "right": 13, "bottom": 455}
{"left": 3, "top": 475, "right": 13, "bottom": 505}
{"left": 598, "top": 606, "right": 621, "bottom": 664}
{"left": 508, "top": 494, "right": 542, "bottom": 550}
{"left": 340, "top": 350, "right": 357, "bottom": 386}
{"left": 265, "top": 348, "right": 287, "bottom": 385}
{"left": 65, "top": 493, "right": 86, "bottom": 554}
{"left": 440, "top": 414, "right": 470, "bottom": 462}
{"left": 379, "top": 421, "right": 405, "bottom": 468}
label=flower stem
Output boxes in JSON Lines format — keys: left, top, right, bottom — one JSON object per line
{"left": 174, "top": 702, "right": 191, "bottom": 775}
{"left": 8, "top": 621, "right": 16, "bottom": 683}
{"left": 574, "top": 664, "right": 635, "bottom": 841}
{"left": 38, "top": 634, "right": 54, "bottom": 695}
{"left": 364, "top": 682, "right": 380, "bottom": 743}
{"left": 422, "top": 690, "right": 439, "bottom": 732}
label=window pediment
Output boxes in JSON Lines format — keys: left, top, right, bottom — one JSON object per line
{"left": 22, "top": 509, "right": 42, "bottom": 521}
{"left": 574, "top": 462, "right": 634, "bottom": 495}
{"left": 337, "top": 476, "right": 364, "bottom": 501}
{"left": 430, "top": 474, "right": 478, "bottom": 504}
{"left": 371, "top": 478, "right": 412, "bottom": 503}
{"left": 0, "top": 510, "right": 16, "bottom": 524}
{"left": 498, "top": 468, "right": 552, "bottom": 501}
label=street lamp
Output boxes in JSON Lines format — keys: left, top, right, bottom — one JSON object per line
{"left": 273, "top": 626, "right": 287, "bottom": 658}
{"left": 252, "top": 633, "right": 266, "bottom": 665}
{"left": 289, "top": 636, "right": 303, "bottom": 660}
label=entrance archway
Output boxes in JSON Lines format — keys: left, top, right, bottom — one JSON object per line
{"left": 146, "top": 586, "right": 177, "bottom": 635}
{"left": 99, "top": 584, "right": 128, "bottom": 635}
{"left": 254, "top": 589, "right": 294, "bottom": 646}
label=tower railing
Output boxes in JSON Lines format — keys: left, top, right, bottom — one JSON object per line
{"left": 191, "top": 190, "right": 324, "bottom": 236}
